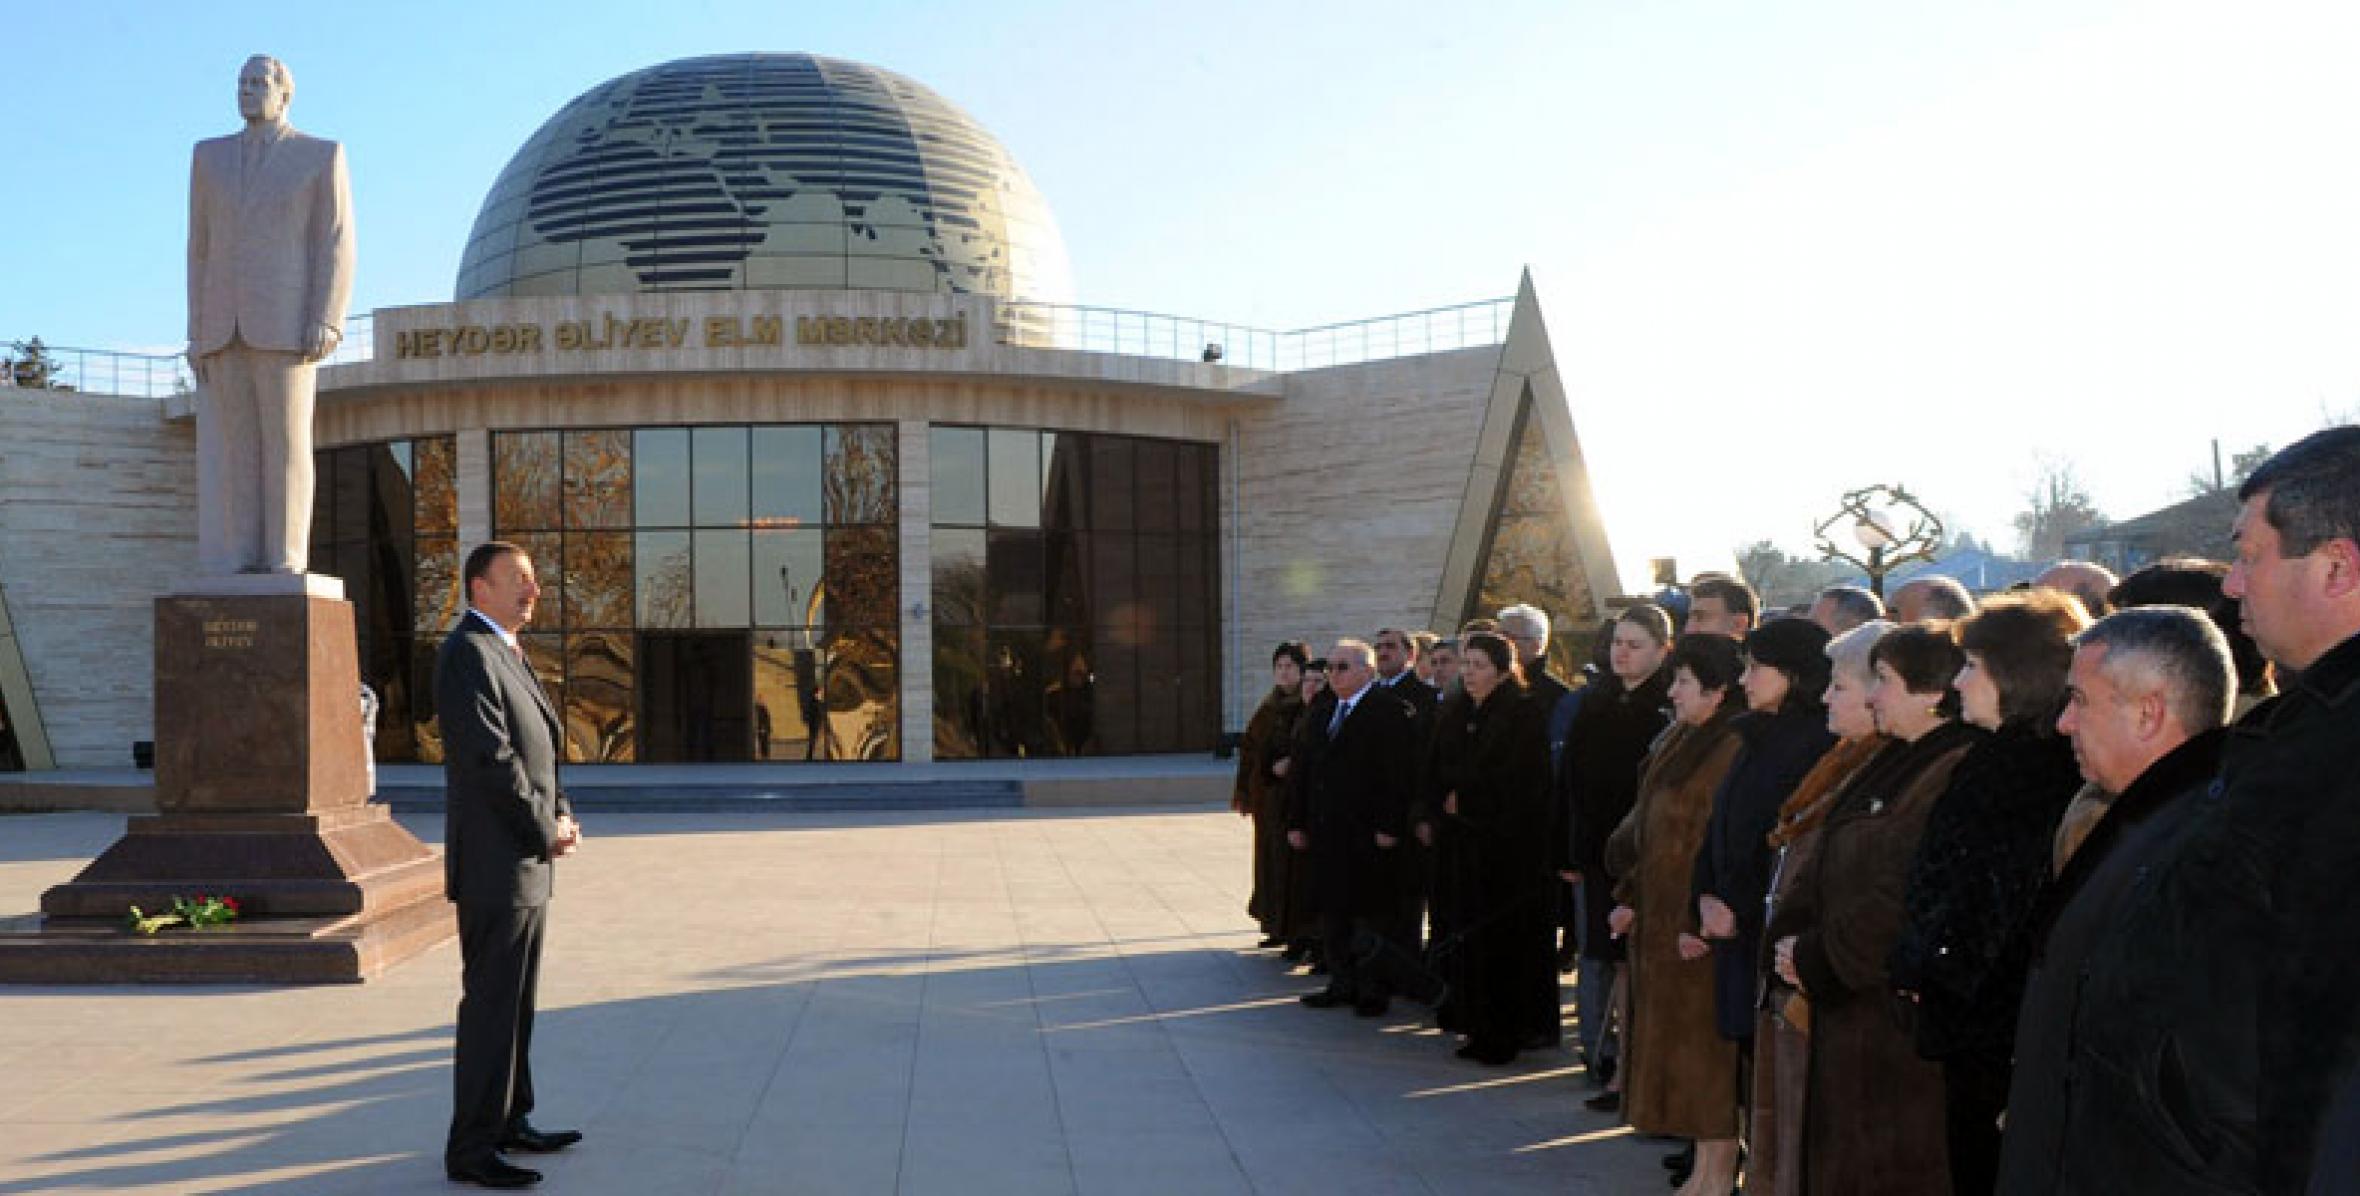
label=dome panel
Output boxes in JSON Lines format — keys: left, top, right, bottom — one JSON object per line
{"left": 455, "top": 53, "right": 1074, "bottom": 304}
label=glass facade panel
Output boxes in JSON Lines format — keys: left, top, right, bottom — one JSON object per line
{"left": 694, "top": 529, "right": 751, "bottom": 628}
{"left": 414, "top": 436, "right": 459, "bottom": 533}
{"left": 562, "top": 429, "right": 632, "bottom": 529}
{"left": 753, "top": 529, "right": 825, "bottom": 628}
{"left": 932, "top": 427, "right": 1217, "bottom": 757}
{"left": 820, "top": 626, "right": 899, "bottom": 761}
{"left": 634, "top": 429, "right": 691, "bottom": 527}
{"left": 751, "top": 426, "right": 823, "bottom": 527}
{"left": 692, "top": 426, "right": 751, "bottom": 527}
{"left": 825, "top": 525, "right": 897, "bottom": 629}
{"left": 495, "top": 431, "right": 561, "bottom": 530}
{"left": 754, "top": 629, "right": 826, "bottom": 761}
{"left": 824, "top": 425, "right": 897, "bottom": 525}
{"left": 309, "top": 435, "right": 458, "bottom": 768}
{"left": 930, "top": 427, "right": 986, "bottom": 526}
{"left": 470, "top": 423, "right": 901, "bottom": 766}
{"left": 565, "top": 631, "right": 635, "bottom": 763}
{"left": 636, "top": 530, "right": 694, "bottom": 628}
{"left": 987, "top": 428, "right": 1042, "bottom": 528}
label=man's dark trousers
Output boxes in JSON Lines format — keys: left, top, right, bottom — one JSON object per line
{"left": 448, "top": 901, "right": 547, "bottom": 1166}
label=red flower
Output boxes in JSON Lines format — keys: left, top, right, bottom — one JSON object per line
{"left": 223, "top": 897, "right": 240, "bottom": 911}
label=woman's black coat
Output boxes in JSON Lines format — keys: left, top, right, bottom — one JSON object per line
{"left": 1432, "top": 681, "right": 1558, "bottom": 1047}
{"left": 1555, "top": 667, "right": 1673, "bottom": 962}
{"left": 1887, "top": 719, "right": 2083, "bottom": 1065}
{"left": 1690, "top": 703, "right": 1835, "bottom": 1041}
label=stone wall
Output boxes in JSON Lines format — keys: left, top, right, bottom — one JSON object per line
{"left": 0, "top": 390, "right": 195, "bottom": 766}
{"left": 1227, "top": 346, "right": 1501, "bottom": 714}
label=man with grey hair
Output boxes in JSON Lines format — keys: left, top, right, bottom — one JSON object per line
{"left": 1286, "top": 639, "right": 1418, "bottom": 1018}
{"left": 187, "top": 54, "right": 355, "bottom": 577}
{"left": 1889, "top": 575, "right": 1976, "bottom": 622}
{"left": 1497, "top": 602, "right": 1573, "bottom": 1045}
{"left": 1999, "top": 605, "right": 2237, "bottom": 1194}
{"left": 1807, "top": 584, "right": 1883, "bottom": 635}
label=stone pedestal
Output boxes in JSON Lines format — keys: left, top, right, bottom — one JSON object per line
{"left": 0, "top": 590, "right": 454, "bottom": 984}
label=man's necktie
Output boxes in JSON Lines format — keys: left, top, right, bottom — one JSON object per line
{"left": 1328, "top": 700, "right": 1348, "bottom": 738}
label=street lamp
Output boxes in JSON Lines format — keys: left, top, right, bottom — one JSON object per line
{"left": 1815, "top": 484, "right": 1943, "bottom": 599}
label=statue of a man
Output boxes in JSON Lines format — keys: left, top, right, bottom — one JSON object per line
{"left": 186, "top": 54, "right": 354, "bottom": 577}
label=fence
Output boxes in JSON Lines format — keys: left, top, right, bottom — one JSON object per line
{"left": 10, "top": 295, "right": 1511, "bottom": 397}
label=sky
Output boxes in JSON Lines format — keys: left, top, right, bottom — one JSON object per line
{"left": 6, "top": 0, "right": 2358, "bottom": 593}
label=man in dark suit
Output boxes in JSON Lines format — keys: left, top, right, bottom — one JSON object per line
{"left": 440, "top": 542, "right": 582, "bottom": 1189}
{"left": 1286, "top": 639, "right": 1418, "bottom": 1017}
{"left": 1375, "top": 628, "right": 1443, "bottom": 951}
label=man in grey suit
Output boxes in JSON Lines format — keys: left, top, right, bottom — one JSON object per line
{"left": 439, "top": 543, "right": 582, "bottom": 1189}
{"left": 186, "top": 54, "right": 354, "bottom": 576}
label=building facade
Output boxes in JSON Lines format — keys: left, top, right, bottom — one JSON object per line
{"left": 0, "top": 53, "right": 1619, "bottom": 773}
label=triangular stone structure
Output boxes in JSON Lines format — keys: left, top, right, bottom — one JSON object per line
{"left": 1429, "top": 271, "right": 1623, "bottom": 672}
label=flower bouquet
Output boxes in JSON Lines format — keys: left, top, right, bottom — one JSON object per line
{"left": 126, "top": 894, "right": 241, "bottom": 936}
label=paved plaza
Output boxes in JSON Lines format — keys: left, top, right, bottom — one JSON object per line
{"left": 0, "top": 805, "right": 1659, "bottom": 1193}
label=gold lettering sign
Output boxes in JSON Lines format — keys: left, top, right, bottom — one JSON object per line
{"left": 389, "top": 313, "right": 967, "bottom": 358}
{"left": 201, "top": 617, "right": 258, "bottom": 650}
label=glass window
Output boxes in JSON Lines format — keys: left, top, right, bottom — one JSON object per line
{"left": 495, "top": 432, "right": 561, "bottom": 530}
{"left": 1042, "top": 432, "right": 1085, "bottom": 532}
{"left": 415, "top": 535, "right": 461, "bottom": 636}
{"left": 1043, "top": 532, "right": 1088, "bottom": 627}
{"left": 1091, "top": 640, "right": 1140, "bottom": 754}
{"left": 692, "top": 426, "right": 750, "bottom": 527}
{"left": 333, "top": 445, "right": 373, "bottom": 544}
{"left": 824, "top": 425, "right": 897, "bottom": 525}
{"left": 751, "top": 426, "right": 823, "bottom": 527}
{"left": 1088, "top": 438, "right": 1134, "bottom": 531}
{"left": 636, "top": 529, "right": 693, "bottom": 628}
{"left": 415, "top": 436, "right": 459, "bottom": 534}
{"left": 1136, "top": 632, "right": 1181, "bottom": 751}
{"left": 753, "top": 629, "right": 826, "bottom": 762}
{"left": 987, "top": 428, "right": 1042, "bottom": 528}
{"left": 634, "top": 429, "right": 690, "bottom": 527}
{"left": 694, "top": 529, "right": 750, "bottom": 628}
{"left": 563, "top": 429, "right": 633, "bottom": 529}
{"left": 931, "top": 528, "right": 986, "bottom": 625}
{"left": 820, "top": 626, "right": 899, "bottom": 761}
{"left": 508, "top": 532, "right": 562, "bottom": 629}
{"left": 1136, "top": 439, "right": 1177, "bottom": 533}
{"left": 987, "top": 530, "right": 1044, "bottom": 626}
{"left": 565, "top": 631, "right": 635, "bottom": 763}
{"left": 372, "top": 443, "right": 417, "bottom": 539}
{"left": 932, "top": 623, "right": 985, "bottom": 759}
{"left": 1041, "top": 628, "right": 1097, "bottom": 756}
{"left": 566, "top": 531, "right": 634, "bottom": 629}
{"left": 929, "top": 426, "right": 985, "bottom": 526}
{"left": 1087, "top": 533, "right": 1138, "bottom": 634}
{"left": 1173, "top": 444, "right": 1208, "bottom": 533}
{"left": 825, "top": 525, "right": 897, "bottom": 629}
{"left": 752, "top": 528, "right": 825, "bottom": 627}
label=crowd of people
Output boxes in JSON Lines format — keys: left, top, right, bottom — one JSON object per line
{"left": 1230, "top": 425, "right": 2360, "bottom": 1194}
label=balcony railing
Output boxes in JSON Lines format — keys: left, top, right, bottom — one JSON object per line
{"left": 997, "top": 297, "right": 1514, "bottom": 372}
{"left": 9, "top": 295, "right": 1511, "bottom": 398}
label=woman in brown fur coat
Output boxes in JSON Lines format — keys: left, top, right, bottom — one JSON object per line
{"left": 1748, "top": 620, "right": 1893, "bottom": 1196}
{"left": 1770, "top": 622, "right": 1984, "bottom": 1196}
{"left": 1605, "top": 633, "right": 1748, "bottom": 1196}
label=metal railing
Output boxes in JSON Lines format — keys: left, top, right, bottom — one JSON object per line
{"left": 998, "top": 296, "right": 1514, "bottom": 372}
{"left": 1, "top": 344, "right": 191, "bottom": 398}
{"left": 10, "top": 294, "right": 1511, "bottom": 395}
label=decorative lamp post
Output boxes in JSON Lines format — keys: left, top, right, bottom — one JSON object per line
{"left": 1814, "top": 484, "right": 1944, "bottom": 599}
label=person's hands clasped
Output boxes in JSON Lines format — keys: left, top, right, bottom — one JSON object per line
{"left": 1607, "top": 904, "right": 1635, "bottom": 938}
{"left": 1414, "top": 822, "right": 1434, "bottom": 848}
{"left": 552, "top": 815, "right": 583, "bottom": 859}
{"left": 1697, "top": 894, "right": 1737, "bottom": 940}
{"left": 1373, "top": 831, "right": 1398, "bottom": 849}
{"left": 1286, "top": 829, "right": 1308, "bottom": 851}
{"left": 1443, "top": 792, "right": 1460, "bottom": 817}
{"left": 1676, "top": 932, "right": 1711, "bottom": 961}
{"left": 302, "top": 323, "right": 341, "bottom": 363}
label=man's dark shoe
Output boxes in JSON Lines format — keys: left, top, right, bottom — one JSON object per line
{"left": 1280, "top": 941, "right": 1310, "bottom": 963}
{"left": 1582, "top": 1089, "right": 1622, "bottom": 1113}
{"left": 1352, "top": 995, "right": 1390, "bottom": 1018}
{"left": 501, "top": 1122, "right": 582, "bottom": 1153}
{"left": 1256, "top": 935, "right": 1285, "bottom": 949}
{"left": 446, "top": 1155, "right": 541, "bottom": 1188}
{"left": 1300, "top": 989, "right": 1350, "bottom": 1009}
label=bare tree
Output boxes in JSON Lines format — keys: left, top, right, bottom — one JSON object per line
{"left": 2013, "top": 459, "right": 2107, "bottom": 561}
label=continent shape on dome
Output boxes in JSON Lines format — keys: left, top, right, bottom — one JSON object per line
{"left": 455, "top": 53, "right": 1074, "bottom": 305}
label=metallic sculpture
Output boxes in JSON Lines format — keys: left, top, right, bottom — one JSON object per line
{"left": 187, "top": 55, "right": 355, "bottom": 576}
{"left": 1814, "top": 484, "right": 1944, "bottom": 598}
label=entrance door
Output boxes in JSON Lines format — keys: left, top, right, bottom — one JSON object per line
{"left": 637, "top": 631, "right": 753, "bottom": 763}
